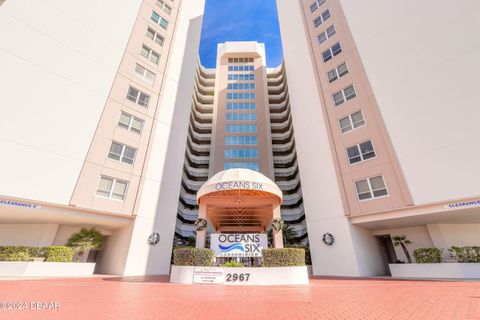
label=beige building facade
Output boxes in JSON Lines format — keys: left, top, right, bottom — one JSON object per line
{"left": 276, "top": 0, "right": 480, "bottom": 275}
{"left": 0, "top": 0, "right": 206, "bottom": 275}
{"left": 175, "top": 42, "right": 308, "bottom": 246}
{"left": 0, "top": 0, "right": 479, "bottom": 277}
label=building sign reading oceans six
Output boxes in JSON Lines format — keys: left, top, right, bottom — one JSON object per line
{"left": 210, "top": 233, "right": 268, "bottom": 258}
{"left": 214, "top": 181, "right": 263, "bottom": 191}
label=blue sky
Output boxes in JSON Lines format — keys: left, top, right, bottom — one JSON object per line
{"left": 198, "top": 0, "right": 283, "bottom": 68}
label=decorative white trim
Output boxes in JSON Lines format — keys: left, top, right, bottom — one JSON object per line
{"left": 170, "top": 265, "right": 309, "bottom": 286}
{"left": 389, "top": 263, "right": 480, "bottom": 279}
{"left": 0, "top": 262, "right": 95, "bottom": 277}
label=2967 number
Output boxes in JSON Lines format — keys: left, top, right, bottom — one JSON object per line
{"left": 225, "top": 273, "right": 250, "bottom": 282}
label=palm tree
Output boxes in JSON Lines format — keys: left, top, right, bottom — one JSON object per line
{"left": 268, "top": 224, "right": 298, "bottom": 246}
{"left": 282, "top": 224, "right": 298, "bottom": 245}
{"left": 67, "top": 228, "right": 103, "bottom": 262}
{"left": 392, "top": 235, "right": 412, "bottom": 263}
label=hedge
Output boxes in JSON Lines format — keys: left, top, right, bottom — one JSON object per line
{"left": 44, "top": 246, "right": 74, "bottom": 262}
{"left": 0, "top": 246, "right": 45, "bottom": 261}
{"left": 449, "top": 246, "right": 480, "bottom": 263}
{"left": 173, "top": 248, "right": 214, "bottom": 266}
{"left": 222, "top": 260, "right": 244, "bottom": 268}
{"left": 286, "top": 245, "right": 312, "bottom": 265}
{"left": 262, "top": 248, "right": 305, "bottom": 267}
{"left": 0, "top": 246, "right": 75, "bottom": 262}
{"left": 413, "top": 248, "right": 442, "bottom": 263}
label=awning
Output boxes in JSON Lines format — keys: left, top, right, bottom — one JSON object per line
{"left": 197, "top": 168, "right": 283, "bottom": 203}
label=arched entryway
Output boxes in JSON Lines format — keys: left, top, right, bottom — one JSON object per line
{"left": 195, "top": 168, "right": 284, "bottom": 249}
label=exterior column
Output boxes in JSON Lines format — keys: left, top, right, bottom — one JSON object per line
{"left": 272, "top": 205, "right": 284, "bottom": 248}
{"left": 195, "top": 203, "right": 207, "bottom": 248}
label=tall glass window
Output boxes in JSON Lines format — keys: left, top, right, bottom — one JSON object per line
{"left": 224, "top": 149, "right": 258, "bottom": 159}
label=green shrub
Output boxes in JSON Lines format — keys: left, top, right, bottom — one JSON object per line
{"left": 449, "top": 246, "right": 480, "bottom": 263}
{"left": 413, "top": 248, "right": 442, "bottom": 263}
{"left": 0, "top": 246, "right": 45, "bottom": 261}
{"left": 173, "top": 248, "right": 214, "bottom": 266}
{"left": 262, "top": 248, "right": 305, "bottom": 267}
{"left": 286, "top": 245, "right": 312, "bottom": 265}
{"left": 44, "top": 246, "right": 74, "bottom": 262}
{"left": 67, "top": 228, "right": 103, "bottom": 253}
{"left": 222, "top": 260, "right": 244, "bottom": 268}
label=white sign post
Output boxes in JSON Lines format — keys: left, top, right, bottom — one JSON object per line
{"left": 210, "top": 233, "right": 268, "bottom": 258}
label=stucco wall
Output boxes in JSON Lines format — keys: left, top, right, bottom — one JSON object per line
{"left": 372, "top": 226, "right": 433, "bottom": 263}
{"left": 339, "top": 0, "right": 480, "bottom": 205}
{"left": 277, "top": 0, "right": 383, "bottom": 276}
{"left": 0, "top": 224, "right": 59, "bottom": 246}
{"left": 121, "top": 0, "right": 206, "bottom": 276}
{"left": 0, "top": 0, "right": 142, "bottom": 204}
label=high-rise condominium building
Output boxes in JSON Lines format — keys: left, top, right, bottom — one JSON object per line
{"left": 0, "top": 0, "right": 479, "bottom": 277}
{"left": 0, "top": 0, "right": 206, "bottom": 275}
{"left": 175, "top": 42, "right": 307, "bottom": 245}
{"left": 276, "top": 0, "right": 480, "bottom": 275}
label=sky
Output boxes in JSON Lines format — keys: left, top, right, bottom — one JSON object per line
{"left": 198, "top": 0, "right": 283, "bottom": 68}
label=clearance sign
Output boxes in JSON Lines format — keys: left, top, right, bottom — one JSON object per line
{"left": 210, "top": 233, "right": 268, "bottom": 258}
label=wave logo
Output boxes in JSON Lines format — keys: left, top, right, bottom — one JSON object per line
{"left": 218, "top": 243, "right": 245, "bottom": 252}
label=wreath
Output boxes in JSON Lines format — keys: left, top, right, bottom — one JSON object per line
{"left": 195, "top": 218, "right": 208, "bottom": 231}
{"left": 147, "top": 232, "right": 160, "bottom": 246}
{"left": 322, "top": 233, "right": 335, "bottom": 246}
{"left": 271, "top": 218, "right": 284, "bottom": 232}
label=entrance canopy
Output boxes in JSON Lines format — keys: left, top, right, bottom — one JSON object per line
{"left": 197, "top": 169, "right": 283, "bottom": 232}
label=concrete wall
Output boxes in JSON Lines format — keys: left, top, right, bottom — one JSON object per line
{"left": 339, "top": 0, "right": 480, "bottom": 205}
{"left": 0, "top": 224, "right": 59, "bottom": 246}
{"left": 372, "top": 226, "right": 434, "bottom": 263}
{"left": 120, "top": 0, "right": 206, "bottom": 276}
{"left": 95, "top": 224, "right": 134, "bottom": 275}
{"left": 276, "top": 0, "right": 383, "bottom": 276}
{"left": 427, "top": 223, "right": 480, "bottom": 259}
{"left": 0, "top": 0, "right": 143, "bottom": 205}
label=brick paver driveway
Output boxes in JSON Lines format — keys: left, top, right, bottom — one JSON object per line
{"left": 0, "top": 276, "right": 479, "bottom": 319}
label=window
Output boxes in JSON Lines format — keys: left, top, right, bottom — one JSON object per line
{"left": 226, "top": 102, "right": 256, "bottom": 110}
{"left": 327, "top": 62, "right": 349, "bottom": 83}
{"left": 228, "top": 65, "right": 254, "bottom": 72}
{"left": 156, "top": 0, "right": 171, "bottom": 14}
{"left": 224, "top": 162, "right": 259, "bottom": 171}
{"left": 228, "top": 74, "right": 255, "bottom": 81}
{"left": 225, "top": 124, "right": 257, "bottom": 133}
{"left": 314, "top": 9, "right": 330, "bottom": 27}
{"left": 226, "top": 113, "right": 256, "bottom": 121}
{"left": 227, "top": 83, "right": 255, "bottom": 90}
{"left": 151, "top": 11, "right": 168, "bottom": 29}
{"left": 126, "top": 86, "right": 150, "bottom": 107}
{"left": 339, "top": 111, "right": 364, "bottom": 133}
{"left": 96, "top": 176, "right": 128, "bottom": 200}
{"left": 226, "top": 92, "right": 256, "bottom": 101}
{"left": 310, "top": 0, "right": 326, "bottom": 12}
{"left": 140, "top": 45, "right": 160, "bottom": 64}
{"left": 228, "top": 57, "right": 254, "bottom": 63}
{"left": 333, "top": 85, "right": 356, "bottom": 106}
{"left": 146, "top": 28, "right": 164, "bottom": 46}
{"left": 118, "top": 112, "right": 144, "bottom": 134}
{"left": 355, "top": 176, "right": 388, "bottom": 201}
{"left": 318, "top": 25, "right": 336, "bottom": 44}
{"left": 225, "top": 136, "right": 258, "bottom": 145}
{"left": 108, "top": 142, "right": 137, "bottom": 165}
{"left": 134, "top": 64, "right": 156, "bottom": 84}
{"left": 322, "top": 42, "right": 342, "bottom": 62}
{"left": 346, "top": 140, "right": 375, "bottom": 164}
{"left": 224, "top": 149, "right": 258, "bottom": 159}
